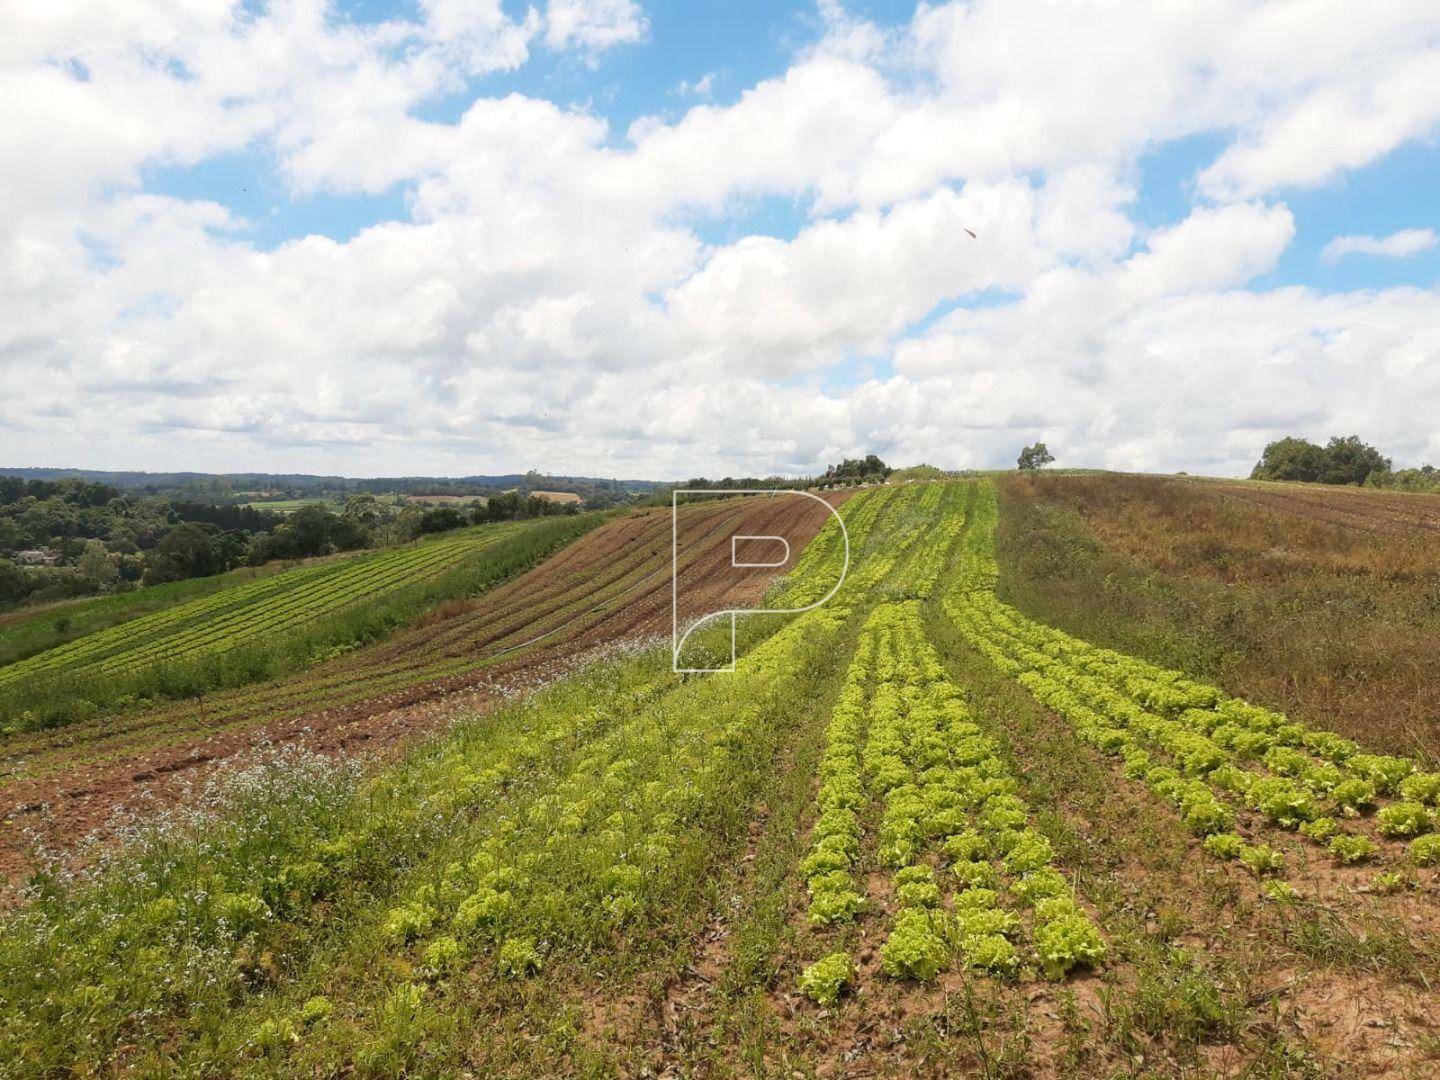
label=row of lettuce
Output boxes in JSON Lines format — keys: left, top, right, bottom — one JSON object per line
{"left": 946, "top": 482, "right": 1440, "bottom": 884}
{"left": 797, "top": 601, "right": 1106, "bottom": 1005}
{"left": 0, "top": 483, "right": 950, "bottom": 1075}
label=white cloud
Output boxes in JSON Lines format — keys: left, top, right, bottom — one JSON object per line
{"left": 1322, "top": 228, "right": 1438, "bottom": 263}
{"left": 543, "top": 0, "right": 648, "bottom": 53}
{"left": 674, "top": 72, "right": 715, "bottom": 98}
{"left": 4, "top": 0, "right": 1440, "bottom": 479}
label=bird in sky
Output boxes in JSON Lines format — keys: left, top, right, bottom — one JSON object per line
{"left": 964, "top": 228, "right": 977, "bottom": 239}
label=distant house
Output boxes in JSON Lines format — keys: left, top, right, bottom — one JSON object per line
{"left": 14, "top": 548, "right": 60, "bottom": 566}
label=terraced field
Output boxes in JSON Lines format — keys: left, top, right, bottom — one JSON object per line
{"left": 0, "top": 516, "right": 598, "bottom": 733}
{"left": 1, "top": 478, "right": 1436, "bottom": 1078}
{"left": 0, "top": 492, "right": 846, "bottom": 881}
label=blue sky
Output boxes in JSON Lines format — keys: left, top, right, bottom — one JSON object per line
{"left": 138, "top": 0, "right": 1438, "bottom": 294}
{"left": 8, "top": 0, "right": 1440, "bottom": 477}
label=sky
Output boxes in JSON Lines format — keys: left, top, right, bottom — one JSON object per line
{"left": 3, "top": 0, "right": 1439, "bottom": 480}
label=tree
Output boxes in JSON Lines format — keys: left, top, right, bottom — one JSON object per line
{"left": 419, "top": 506, "right": 468, "bottom": 534}
{"left": 1251, "top": 434, "right": 1390, "bottom": 486}
{"left": 1319, "top": 435, "right": 1390, "bottom": 486}
{"left": 1017, "top": 442, "right": 1055, "bottom": 471}
{"left": 257, "top": 505, "right": 366, "bottom": 560}
{"left": 0, "top": 558, "right": 26, "bottom": 603}
{"left": 342, "top": 493, "right": 385, "bottom": 531}
{"left": 77, "top": 539, "right": 118, "bottom": 587}
{"left": 819, "top": 456, "right": 892, "bottom": 486}
{"left": 144, "top": 522, "right": 227, "bottom": 584}
{"left": 1250, "top": 436, "right": 1326, "bottom": 482}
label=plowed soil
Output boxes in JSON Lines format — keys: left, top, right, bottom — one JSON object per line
{"left": 1197, "top": 478, "right": 1440, "bottom": 538}
{"left": 0, "top": 493, "right": 847, "bottom": 886}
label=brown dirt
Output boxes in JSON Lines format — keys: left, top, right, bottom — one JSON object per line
{"left": 0, "top": 493, "right": 848, "bottom": 887}
{"left": 1197, "top": 479, "right": 1440, "bottom": 539}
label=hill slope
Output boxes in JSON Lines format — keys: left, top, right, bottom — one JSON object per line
{"left": 2, "top": 479, "right": 1437, "bottom": 1078}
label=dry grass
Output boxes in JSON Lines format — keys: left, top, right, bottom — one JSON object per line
{"left": 996, "top": 473, "right": 1440, "bottom": 762}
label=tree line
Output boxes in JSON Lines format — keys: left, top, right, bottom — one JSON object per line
{"left": 1251, "top": 435, "right": 1437, "bottom": 491}
{"left": 0, "top": 479, "right": 578, "bottom": 608}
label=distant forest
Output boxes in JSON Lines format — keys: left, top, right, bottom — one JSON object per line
{"left": 1251, "top": 436, "right": 1438, "bottom": 492}
{"left": 0, "top": 470, "right": 625, "bottom": 608}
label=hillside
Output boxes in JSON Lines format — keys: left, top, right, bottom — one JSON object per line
{"left": 0, "top": 515, "right": 602, "bottom": 733}
{"left": 0, "top": 478, "right": 1436, "bottom": 1078}
{"left": 0, "top": 492, "right": 845, "bottom": 881}
{"left": 996, "top": 472, "right": 1440, "bottom": 760}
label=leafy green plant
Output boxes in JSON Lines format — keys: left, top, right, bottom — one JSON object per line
{"left": 1238, "top": 843, "right": 1285, "bottom": 877}
{"left": 1201, "top": 832, "right": 1244, "bottom": 860}
{"left": 1409, "top": 834, "right": 1440, "bottom": 866}
{"left": 797, "top": 952, "right": 855, "bottom": 1006}
{"left": 1376, "top": 802, "right": 1433, "bottom": 837}
{"left": 1034, "top": 913, "right": 1107, "bottom": 979}
{"left": 881, "top": 910, "right": 949, "bottom": 981}
{"left": 497, "top": 937, "right": 542, "bottom": 979}
{"left": 1328, "top": 835, "right": 1377, "bottom": 865}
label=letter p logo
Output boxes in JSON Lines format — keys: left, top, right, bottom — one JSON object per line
{"left": 671, "top": 489, "right": 849, "bottom": 673}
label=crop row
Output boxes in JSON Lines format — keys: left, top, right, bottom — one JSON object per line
{"left": 798, "top": 601, "right": 1105, "bottom": 1005}
{"left": 777, "top": 487, "right": 901, "bottom": 608}
{"left": 2, "top": 478, "right": 966, "bottom": 1075}
{"left": 946, "top": 483, "right": 1440, "bottom": 877}
{"left": 86, "top": 530, "right": 515, "bottom": 677}
{"left": 0, "top": 526, "right": 517, "bottom": 686}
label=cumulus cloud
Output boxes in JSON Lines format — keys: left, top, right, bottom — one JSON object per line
{"left": 4, "top": 0, "right": 1440, "bottom": 478}
{"left": 1322, "top": 228, "right": 1438, "bottom": 262}
{"left": 543, "top": 0, "right": 648, "bottom": 53}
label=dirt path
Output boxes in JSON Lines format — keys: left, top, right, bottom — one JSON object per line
{"left": 0, "top": 493, "right": 847, "bottom": 886}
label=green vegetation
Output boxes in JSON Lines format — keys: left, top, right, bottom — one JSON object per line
{"left": 947, "top": 481, "right": 1437, "bottom": 878}
{"left": 0, "top": 513, "right": 604, "bottom": 732}
{"left": 1016, "top": 441, "right": 1055, "bottom": 471}
{"left": 1251, "top": 433, "right": 1438, "bottom": 491}
{"left": 0, "top": 475, "right": 1435, "bottom": 1076}
{"left": 0, "top": 474, "right": 586, "bottom": 612}
{"left": 0, "top": 557, "right": 333, "bottom": 668}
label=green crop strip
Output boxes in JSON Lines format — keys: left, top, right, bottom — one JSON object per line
{"left": 0, "top": 514, "right": 604, "bottom": 732}
{"left": 799, "top": 599, "right": 1106, "bottom": 1001}
{"left": 946, "top": 481, "right": 1440, "bottom": 879}
{"left": 0, "top": 484, "right": 931, "bottom": 1075}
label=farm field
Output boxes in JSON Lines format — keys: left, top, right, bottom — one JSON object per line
{"left": 242, "top": 498, "right": 345, "bottom": 513}
{"left": 0, "top": 492, "right": 846, "bottom": 883}
{"left": 0, "top": 553, "right": 364, "bottom": 669}
{"left": 1, "top": 478, "right": 1437, "bottom": 1077}
{"left": 0, "top": 515, "right": 601, "bottom": 734}
{"left": 996, "top": 473, "right": 1440, "bottom": 760}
